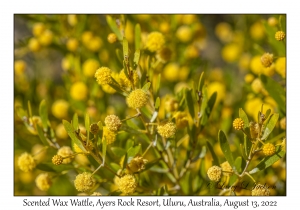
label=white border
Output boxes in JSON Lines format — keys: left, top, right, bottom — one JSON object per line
{"left": 2, "top": 1, "right": 298, "bottom": 209}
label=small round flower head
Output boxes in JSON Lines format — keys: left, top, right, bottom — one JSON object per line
{"left": 51, "top": 99, "right": 69, "bottom": 119}
{"left": 157, "top": 122, "right": 177, "bottom": 138}
{"left": 32, "top": 23, "right": 46, "bottom": 37}
{"left": 70, "top": 81, "right": 88, "bottom": 101}
{"left": 83, "top": 59, "right": 100, "bottom": 77}
{"left": 18, "top": 152, "right": 36, "bottom": 172}
{"left": 55, "top": 123, "right": 68, "bottom": 139}
{"left": 262, "top": 143, "right": 276, "bottom": 156}
{"left": 174, "top": 112, "right": 189, "bottom": 129}
{"left": 275, "top": 31, "right": 285, "bottom": 41}
{"left": 117, "top": 174, "right": 137, "bottom": 195}
{"left": 57, "top": 146, "right": 73, "bottom": 164}
{"left": 220, "top": 161, "right": 233, "bottom": 176}
{"left": 119, "top": 69, "right": 139, "bottom": 89}
{"left": 28, "top": 37, "right": 41, "bottom": 52}
{"left": 91, "top": 192, "right": 102, "bottom": 196}
{"left": 127, "top": 155, "right": 148, "bottom": 173}
{"left": 207, "top": 166, "right": 222, "bottom": 182}
{"left": 261, "top": 53, "right": 273, "bottom": 68}
{"left": 252, "top": 184, "right": 270, "bottom": 196}
{"left": 126, "top": 89, "right": 148, "bottom": 109}
{"left": 67, "top": 38, "right": 79, "bottom": 52}
{"left": 107, "top": 33, "right": 118, "bottom": 44}
{"left": 14, "top": 60, "right": 27, "bottom": 75}
{"left": 95, "top": 67, "right": 112, "bottom": 85}
{"left": 52, "top": 155, "right": 63, "bottom": 165}
{"left": 35, "top": 173, "right": 52, "bottom": 191}
{"left": 176, "top": 25, "right": 193, "bottom": 43}
{"left": 103, "top": 127, "right": 117, "bottom": 145}
{"left": 38, "top": 30, "right": 53, "bottom": 46}
{"left": 74, "top": 172, "right": 95, "bottom": 192}
{"left": 90, "top": 123, "right": 100, "bottom": 135}
{"left": 105, "top": 115, "right": 122, "bottom": 132}
{"left": 233, "top": 118, "right": 244, "bottom": 130}
{"left": 145, "top": 32, "right": 165, "bottom": 52}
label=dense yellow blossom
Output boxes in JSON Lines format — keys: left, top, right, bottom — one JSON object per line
{"left": 14, "top": 60, "right": 27, "bottom": 75}
{"left": 74, "top": 172, "right": 95, "bottom": 192}
{"left": 207, "top": 166, "right": 222, "bottom": 182}
{"left": 157, "top": 122, "right": 177, "bottom": 138}
{"left": 221, "top": 43, "right": 241, "bottom": 63}
{"left": 145, "top": 32, "right": 165, "bottom": 52}
{"left": 35, "top": 173, "right": 52, "bottom": 191}
{"left": 275, "top": 57, "right": 286, "bottom": 78}
{"left": 126, "top": 89, "right": 148, "bottom": 109}
{"left": 67, "top": 38, "right": 79, "bottom": 52}
{"left": 70, "top": 82, "right": 88, "bottom": 101}
{"left": 95, "top": 67, "right": 112, "bottom": 85}
{"left": 250, "top": 21, "right": 265, "bottom": 40}
{"left": 252, "top": 184, "right": 270, "bottom": 196}
{"left": 83, "top": 59, "right": 100, "bottom": 77}
{"left": 104, "top": 115, "right": 122, "bottom": 132}
{"left": 103, "top": 127, "right": 117, "bottom": 145}
{"left": 18, "top": 152, "right": 36, "bottom": 172}
{"left": 51, "top": 99, "right": 69, "bottom": 119}
{"left": 263, "top": 143, "right": 276, "bottom": 156}
{"left": 57, "top": 146, "right": 73, "bottom": 164}
{"left": 116, "top": 174, "right": 137, "bottom": 195}
{"left": 176, "top": 25, "right": 193, "bottom": 43}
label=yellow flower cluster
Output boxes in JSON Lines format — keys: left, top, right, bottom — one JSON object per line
{"left": 14, "top": 60, "right": 27, "bottom": 75}
{"left": 103, "top": 127, "right": 117, "bottom": 145}
{"left": 70, "top": 82, "right": 88, "bottom": 101}
{"left": 262, "top": 143, "right": 276, "bottom": 156}
{"left": 107, "top": 33, "right": 117, "bottom": 44}
{"left": 233, "top": 118, "right": 244, "bottom": 130}
{"left": 35, "top": 173, "right": 52, "bottom": 191}
{"left": 145, "top": 32, "right": 165, "bottom": 52}
{"left": 51, "top": 100, "right": 69, "bottom": 119}
{"left": 74, "top": 172, "right": 95, "bottom": 192}
{"left": 275, "top": 31, "right": 285, "bottom": 41}
{"left": 57, "top": 146, "right": 73, "bottom": 164}
{"left": 95, "top": 67, "right": 112, "bottom": 85}
{"left": 126, "top": 89, "right": 148, "bottom": 109}
{"left": 127, "top": 155, "right": 148, "bottom": 173}
{"left": 104, "top": 115, "right": 122, "bottom": 132}
{"left": 52, "top": 155, "right": 63, "bottom": 165}
{"left": 252, "top": 184, "right": 270, "bottom": 196}
{"left": 157, "top": 122, "right": 177, "bottom": 138}
{"left": 18, "top": 152, "right": 36, "bottom": 172}
{"left": 207, "top": 166, "right": 222, "bottom": 182}
{"left": 220, "top": 161, "right": 233, "bottom": 176}
{"left": 261, "top": 53, "right": 273, "bottom": 68}
{"left": 116, "top": 174, "right": 137, "bottom": 195}
{"left": 83, "top": 59, "right": 100, "bottom": 77}
{"left": 119, "top": 69, "right": 139, "bottom": 89}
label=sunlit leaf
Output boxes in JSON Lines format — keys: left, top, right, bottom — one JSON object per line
{"left": 239, "top": 108, "right": 249, "bottom": 128}
{"left": 110, "top": 147, "right": 126, "bottom": 158}
{"left": 262, "top": 113, "right": 279, "bottom": 140}
{"left": 72, "top": 113, "right": 78, "bottom": 130}
{"left": 185, "top": 88, "right": 195, "bottom": 118}
{"left": 206, "top": 141, "right": 219, "bottom": 166}
{"left": 36, "top": 125, "right": 50, "bottom": 146}
{"left": 135, "top": 24, "right": 141, "bottom": 50}
{"left": 39, "top": 100, "right": 48, "bottom": 130}
{"left": 218, "top": 130, "right": 235, "bottom": 169}
{"left": 63, "top": 120, "right": 86, "bottom": 152}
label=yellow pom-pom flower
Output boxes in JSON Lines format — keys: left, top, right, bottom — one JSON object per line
{"left": 176, "top": 25, "right": 193, "bottom": 43}
{"left": 67, "top": 14, "right": 78, "bottom": 26}
{"left": 74, "top": 172, "right": 95, "bottom": 192}
{"left": 117, "top": 174, "right": 137, "bottom": 195}
{"left": 32, "top": 23, "right": 45, "bottom": 37}
{"left": 95, "top": 67, "right": 112, "bottom": 85}
{"left": 250, "top": 21, "right": 265, "bottom": 40}
{"left": 18, "top": 152, "right": 36, "bottom": 172}
{"left": 215, "top": 22, "right": 233, "bottom": 43}
{"left": 127, "top": 155, "right": 148, "bottom": 173}
{"left": 145, "top": 32, "right": 165, "bottom": 52}
{"left": 103, "top": 127, "right": 117, "bottom": 145}
{"left": 38, "top": 30, "right": 53, "bottom": 46}
{"left": 207, "top": 166, "right": 222, "bottom": 182}
{"left": 57, "top": 146, "right": 73, "bottom": 164}
{"left": 262, "top": 143, "right": 276, "bottom": 156}
{"left": 35, "top": 173, "right": 52, "bottom": 191}
{"left": 157, "top": 122, "right": 177, "bottom": 138}
{"left": 275, "top": 31, "right": 285, "bottom": 41}
{"left": 52, "top": 155, "right": 63, "bottom": 165}
{"left": 107, "top": 33, "right": 118, "bottom": 44}
{"left": 70, "top": 81, "right": 88, "bottom": 101}
{"left": 55, "top": 123, "right": 68, "bottom": 139}
{"left": 220, "top": 161, "right": 233, "bottom": 176}
{"left": 86, "top": 36, "right": 102, "bottom": 52}
{"left": 261, "top": 53, "right": 273, "bottom": 68}
{"left": 126, "top": 89, "right": 148, "bottom": 109}
{"left": 275, "top": 57, "right": 286, "bottom": 78}
{"left": 51, "top": 99, "right": 69, "bottom": 119}
{"left": 83, "top": 59, "right": 100, "bottom": 77}
{"left": 252, "top": 184, "right": 270, "bottom": 196}
{"left": 244, "top": 74, "right": 254, "bottom": 84}
{"left": 163, "top": 62, "right": 180, "bottom": 82}
{"left": 66, "top": 38, "right": 79, "bottom": 52}
{"left": 104, "top": 115, "right": 122, "bottom": 132}
{"left": 28, "top": 37, "right": 41, "bottom": 52}
{"left": 14, "top": 60, "right": 27, "bottom": 76}
{"left": 233, "top": 118, "right": 244, "bottom": 130}
{"left": 221, "top": 43, "right": 241, "bottom": 63}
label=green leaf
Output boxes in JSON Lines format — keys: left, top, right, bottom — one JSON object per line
{"left": 110, "top": 147, "right": 126, "bottom": 158}
{"left": 85, "top": 113, "right": 90, "bottom": 142}
{"left": 97, "top": 121, "right": 103, "bottom": 130}
{"left": 16, "top": 106, "right": 27, "bottom": 120}
{"left": 142, "top": 82, "right": 151, "bottom": 91}
{"left": 234, "top": 156, "right": 243, "bottom": 174}
{"left": 197, "top": 72, "right": 205, "bottom": 92}
{"left": 239, "top": 108, "right": 249, "bottom": 128}
{"left": 262, "top": 113, "right": 279, "bottom": 140}
{"left": 36, "top": 162, "right": 74, "bottom": 172}
{"left": 218, "top": 130, "right": 235, "bottom": 169}
{"left": 39, "top": 100, "right": 48, "bottom": 130}
{"left": 133, "top": 50, "right": 140, "bottom": 68}
{"left": 127, "top": 144, "right": 141, "bottom": 163}
{"left": 206, "top": 141, "right": 219, "bottom": 166}
{"left": 123, "top": 37, "right": 129, "bottom": 59}
{"left": 27, "top": 100, "right": 33, "bottom": 118}
{"left": 106, "top": 15, "right": 122, "bottom": 40}
{"left": 260, "top": 74, "right": 286, "bottom": 114}
{"left": 72, "top": 113, "right": 78, "bottom": 130}
{"left": 185, "top": 88, "right": 195, "bottom": 118}
{"left": 135, "top": 24, "right": 141, "bottom": 50}
{"left": 249, "top": 147, "right": 285, "bottom": 174}
{"left": 62, "top": 120, "right": 86, "bottom": 152}
{"left": 244, "top": 135, "right": 252, "bottom": 158}
{"left": 36, "top": 125, "right": 50, "bottom": 146}
{"left": 155, "top": 97, "right": 160, "bottom": 110}
{"left": 144, "top": 158, "right": 160, "bottom": 170}
{"left": 102, "top": 136, "right": 107, "bottom": 163}
{"left": 116, "top": 49, "right": 123, "bottom": 63}
{"left": 200, "top": 91, "right": 217, "bottom": 126}
{"left": 154, "top": 74, "right": 161, "bottom": 96}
